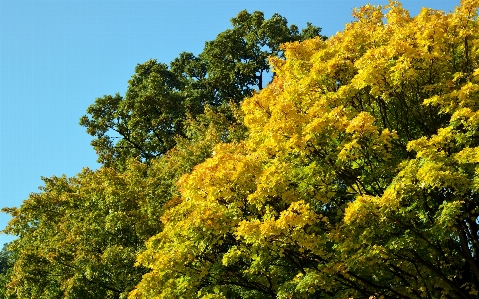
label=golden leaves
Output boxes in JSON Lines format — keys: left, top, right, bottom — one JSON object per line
{"left": 131, "top": 1, "right": 479, "bottom": 298}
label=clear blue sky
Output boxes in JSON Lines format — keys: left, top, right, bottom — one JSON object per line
{"left": 0, "top": 0, "right": 458, "bottom": 245}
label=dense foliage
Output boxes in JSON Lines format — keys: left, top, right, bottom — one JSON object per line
{"left": 3, "top": 1, "right": 479, "bottom": 298}
{"left": 131, "top": 1, "right": 479, "bottom": 298}
{"left": 0, "top": 244, "right": 14, "bottom": 299}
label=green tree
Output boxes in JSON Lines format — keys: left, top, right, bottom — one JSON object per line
{"left": 0, "top": 243, "right": 15, "bottom": 299}
{"left": 200, "top": 10, "right": 324, "bottom": 100}
{"left": 0, "top": 244, "right": 11, "bottom": 276}
{"left": 79, "top": 60, "right": 185, "bottom": 168}
{"left": 2, "top": 163, "right": 157, "bottom": 298}
{"left": 80, "top": 10, "right": 324, "bottom": 168}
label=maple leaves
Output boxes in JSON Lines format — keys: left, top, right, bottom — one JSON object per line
{"left": 132, "top": 1, "right": 479, "bottom": 298}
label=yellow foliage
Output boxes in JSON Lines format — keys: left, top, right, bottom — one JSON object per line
{"left": 131, "top": 1, "right": 479, "bottom": 298}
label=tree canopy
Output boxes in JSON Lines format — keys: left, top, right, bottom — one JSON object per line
{"left": 130, "top": 1, "right": 479, "bottom": 298}
{"left": 4, "top": 1, "right": 479, "bottom": 298}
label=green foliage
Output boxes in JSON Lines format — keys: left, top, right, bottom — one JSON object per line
{"left": 2, "top": 163, "right": 157, "bottom": 298}
{"left": 0, "top": 244, "right": 11, "bottom": 276}
{"left": 80, "top": 10, "right": 324, "bottom": 168}
{"left": 79, "top": 60, "right": 185, "bottom": 167}
{"left": 0, "top": 243, "right": 15, "bottom": 299}
{"left": 200, "top": 10, "right": 317, "bottom": 99}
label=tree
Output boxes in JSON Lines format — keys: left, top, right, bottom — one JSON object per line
{"left": 0, "top": 243, "right": 15, "bottom": 299}
{"left": 80, "top": 11, "right": 325, "bottom": 168}
{"left": 2, "top": 162, "right": 159, "bottom": 298}
{"left": 79, "top": 60, "right": 185, "bottom": 168}
{"left": 131, "top": 1, "right": 479, "bottom": 298}
{"left": 0, "top": 244, "right": 11, "bottom": 277}
{"left": 200, "top": 10, "right": 324, "bottom": 100}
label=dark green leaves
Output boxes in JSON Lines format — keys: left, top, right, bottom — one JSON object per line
{"left": 80, "top": 10, "right": 324, "bottom": 168}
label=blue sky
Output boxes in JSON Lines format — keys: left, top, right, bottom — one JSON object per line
{"left": 0, "top": 0, "right": 458, "bottom": 245}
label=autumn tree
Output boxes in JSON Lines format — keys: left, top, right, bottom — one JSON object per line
{"left": 131, "top": 1, "right": 479, "bottom": 298}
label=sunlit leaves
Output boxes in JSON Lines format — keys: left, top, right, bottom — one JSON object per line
{"left": 132, "top": 1, "right": 479, "bottom": 298}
